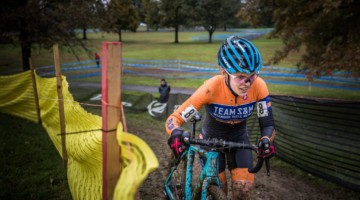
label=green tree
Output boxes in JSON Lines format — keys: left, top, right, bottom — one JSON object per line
{"left": 0, "top": 0, "right": 83, "bottom": 71}
{"left": 70, "top": 0, "right": 106, "bottom": 40}
{"left": 141, "top": 0, "right": 161, "bottom": 31}
{"left": 271, "top": 0, "right": 359, "bottom": 77}
{"left": 132, "top": 0, "right": 145, "bottom": 27}
{"left": 238, "top": 0, "right": 274, "bottom": 27}
{"left": 220, "top": 0, "right": 242, "bottom": 31}
{"left": 188, "top": 0, "right": 237, "bottom": 43}
{"left": 160, "top": 0, "right": 187, "bottom": 43}
{"left": 106, "top": 0, "right": 140, "bottom": 42}
{"left": 196, "top": 0, "right": 222, "bottom": 43}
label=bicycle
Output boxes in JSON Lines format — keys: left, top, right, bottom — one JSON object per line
{"left": 163, "top": 113, "right": 270, "bottom": 200}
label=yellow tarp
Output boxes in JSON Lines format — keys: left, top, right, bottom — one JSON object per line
{"left": 0, "top": 70, "right": 159, "bottom": 200}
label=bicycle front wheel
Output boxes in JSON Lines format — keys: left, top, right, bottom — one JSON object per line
{"left": 206, "top": 185, "right": 227, "bottom": 200}
{"left": 167, "top": 156, "right": 187, "bottom": 200}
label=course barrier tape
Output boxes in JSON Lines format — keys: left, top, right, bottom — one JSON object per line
{"left": 114, "top": 122, "right": 159, "bottom": 199}
{"left": 36, "top": 59, "right": 359, "bottom": 88}
{"left": 38, "top": 58, "right": 353, "bottom": 74}
{"left": 0, "top": 70, "right": 159, "bottom": 200}
{"left": 121, "top": 69, "right": 360, "bottom": 90}
{"left": 191, "top": 29, "right": 273, "bottom": 41}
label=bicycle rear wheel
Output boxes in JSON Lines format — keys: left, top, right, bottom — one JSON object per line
{"left": 206, "top": 185, "right": 227, "bottom": 200}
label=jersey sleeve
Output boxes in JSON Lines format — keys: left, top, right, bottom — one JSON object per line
{"left": 253, "top": 77, "right": 271, "bottom": 117}
{"left": 254, "top": 77, "right": 276, "bottom": 140}
{"left": 253, "top": 77, "right": 270, "bottom": 102}
{"left": 165, "top": 78, "right": 217, "bottom": 135}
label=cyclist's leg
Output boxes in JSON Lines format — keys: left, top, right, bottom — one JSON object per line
{"left": 227, "top": 148, "right": 254, "bottom": 200}
{"left": 217, "top": 153, "right": 228, "bottom": 194}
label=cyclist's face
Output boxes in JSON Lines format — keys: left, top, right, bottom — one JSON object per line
{"left": 223, "top": 69, "right": 258, "bottom": 96}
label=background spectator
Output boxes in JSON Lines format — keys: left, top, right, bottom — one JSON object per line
{"left": 95, "top": 52, "right": 100, "bottom": 68}
{"left": 159, "top": 78, "right": 171, "bottom": 103}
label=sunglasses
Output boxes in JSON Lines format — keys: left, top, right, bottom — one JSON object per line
{"left": 225, "top": 70, "right": 258, "bottom": 84}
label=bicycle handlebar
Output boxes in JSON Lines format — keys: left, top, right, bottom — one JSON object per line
{"left": 184, "top": 137, "right": 257, "bottom": 150}
{"left": 183, "top": 112, "right": 271, "bottom": 176}
{"left": 183, "top": 137, "right": 269, "bottom": 175}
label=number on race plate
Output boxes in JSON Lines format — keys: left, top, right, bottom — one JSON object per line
{"left": 180, "top": 104, "right": 198, "bottom": 122}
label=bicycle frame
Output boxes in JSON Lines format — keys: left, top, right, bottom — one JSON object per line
{"left": 188, "top": 145, "right": 223, "bottom": 199}
{"left": 164, "top": 143, "right": 223, "bottom": 200}
{"left": 164, "top": 113, "right": 221, "bottom": 200}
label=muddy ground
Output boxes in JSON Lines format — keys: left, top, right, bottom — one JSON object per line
{"left": 129, "top": 125, "right": 359, "bottom": 200}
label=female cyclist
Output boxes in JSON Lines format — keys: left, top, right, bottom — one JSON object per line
{"left": 165, "top": 36, "right": 276, "bottom": 199}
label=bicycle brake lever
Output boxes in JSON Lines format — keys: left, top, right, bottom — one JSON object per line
{"left": 248, "top": 157, "right": 264, "bottom": 174}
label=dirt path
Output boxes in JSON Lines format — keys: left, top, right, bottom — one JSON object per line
{"left": 130, "top": 125, "right": 359, "bottom": 200}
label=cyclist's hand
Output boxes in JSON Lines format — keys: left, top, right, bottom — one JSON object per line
{"left": 168, "top": 129, "right": 185, "bottom": 158}
{"left": 257, "top": 136, "right": 275, "bottom": 159}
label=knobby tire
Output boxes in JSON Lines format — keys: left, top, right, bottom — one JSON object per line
{"left": 168, "top": 156, "right": 187, "bottom": 200}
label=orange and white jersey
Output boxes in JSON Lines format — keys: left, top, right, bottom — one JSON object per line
{"left": 165, "top": 75, "right": 273, "bottom": 136}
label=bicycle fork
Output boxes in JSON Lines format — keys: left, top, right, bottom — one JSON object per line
{"left": 191, "top": 150, "right": 223, "bottom": 200}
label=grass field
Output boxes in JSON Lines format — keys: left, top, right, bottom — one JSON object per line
{"left": 0, "top": 30, "right": 359, "bottom": 199}
{"left": 0, "top": 113, "right": 72, "bottom": 199}
{"left": 2, "top": 30, "right": 358, "bottom": 99}
{"left": 117, "top": 32, "right": 359, "bottom": 100}
{"left": 0, "top": 30, "right": 295, "bottom": 69}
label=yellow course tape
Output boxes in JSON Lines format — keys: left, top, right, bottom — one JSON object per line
{"left": 115, "top": 123, "right": 159, "bottom": 199}
{"left": 0, "top": 70, "right": 159, "bottom": 200}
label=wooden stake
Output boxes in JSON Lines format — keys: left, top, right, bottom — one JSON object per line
{"left": 29, "top": 58, "right": 42, "bottom": 125}
{"left": 53, "top": 44, "right": 68, "bottom": 169}
{"left": 121, "top": 104, "right": 127, "bottom": 132}
{"left": 101, "top": 42, "right": 122, "bottom": 200}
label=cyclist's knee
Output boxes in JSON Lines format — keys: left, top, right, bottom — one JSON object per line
{"left": 232, "top": 180, "right": 253, "bottom": 200}
{"left": 230, "top": 168, "right": 254, "bottom": 200}
{"left": 231, "top": 168, "right": 254, "bottom": 182}
{"left": 218, "top": 171, "right": 228, "bottom": 194}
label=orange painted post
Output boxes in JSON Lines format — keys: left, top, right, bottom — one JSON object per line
{"left": 101, "top": 42, "right": 122, "bottom": 200}
{"left": 53, "top": 44, "right": 68, "bottom": 169}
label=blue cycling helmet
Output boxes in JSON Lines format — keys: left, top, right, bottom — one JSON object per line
{"left": 217, "top": 36, "right": 262, "bottom": 74}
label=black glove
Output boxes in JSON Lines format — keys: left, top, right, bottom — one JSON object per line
{"left": 257, "top": 136, "right": 275, "bottom": 159}
{"left": 168, "top": 129, "right": 185, "bottom": 158}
